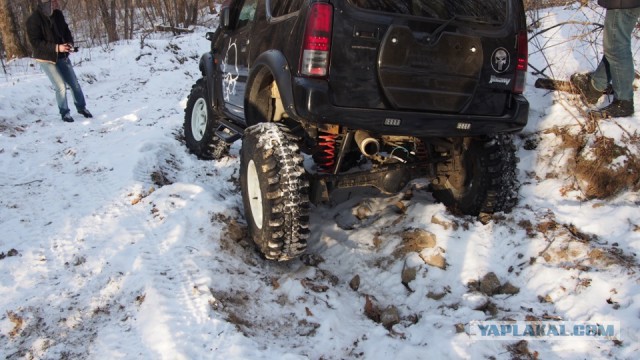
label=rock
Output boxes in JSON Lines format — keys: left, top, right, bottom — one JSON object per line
{"left": 395, "top": 229, "right": 436, "bottom": 257}
{"left": 401, "top": 256, "right": 423, "bottom": 286}
{"left": 455, "top": 323, "right": 466, "bottom": 333}
{"left": 364, "top": 295, "right": 381, "bottom": 323}
{"left": 318, "top": 269, "right": 339, "bottom": 286}
{"left": 538, "top": 294, "right": 554, "bottom": 304}
{"left": 479, "top": 272, "right": 501, "bottom": 296}
{"left": 380, "top": 305, "right": 400, "bottom": 330}
{"left": 349, "top": 275, "right": 360, "bottom": 291}
{"left": 507, "top": 340, "right": 531, "bottom": 358}
{"left": 462, "top": 291, "right": 489, "bottom": 310}
{"left": 466, "top": 279, "right": 479, "bottom": 292}
{"left": 427, "top": 291, "right": 447, "bottom": 301}
{"left": 420, "top": 251, "right": 447, "bottom": 270}
{"left": 300, "top": 253, "right": 325, "bottom": 267}
{"left": 403, "top": 229, "right": 436, "bottom": 248}
{"left": 431, "top": 215, "right": 457, "bottom": 231}
{"left": 226, "top": 219, "right": 246, "bottom": 242}
{"left": 131, "top": 194, "right": 143, "bottom": 205}
{"left": 301, "top": 279, "right": 329, "bottom": 293}
{"left": 499, "top": 282, "right": 520, "bottom": 295}
{"left": 401, "top": 264, "right": 417, "bottom": 286}
{"left": 481, "top": 301, "right": 499, "bottom": 316}
{"left": 478, "top": 212, "right": 493, "bottom": 224}
{"left": 150, "top": 170, "right": 172, "bottom": 186}
{"left": 372, "top": 234, "right": 382, "bottom": 249}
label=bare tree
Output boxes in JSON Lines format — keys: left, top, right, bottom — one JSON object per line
{"left": 97, "top": 0, "right": 119, "bottom": 43}
{"left": 0, "top": 0, "right": 28, "bottom": 59}
{"left": 2, "top": 0, "right": 221, "bottom": 52}
{"left": 123, "top": 0, "right": 134, "bottom": 40}
{"left": 187, "top": 0, "right": 200, "bottom": 27}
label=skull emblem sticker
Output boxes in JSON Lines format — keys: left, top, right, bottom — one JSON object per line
{"left": 491, "top": 48, "right": 510, "bottom": 73}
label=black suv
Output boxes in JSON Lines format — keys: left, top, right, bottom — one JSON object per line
{"left": 184, "top": 0, "right": 529, "bottom": 261}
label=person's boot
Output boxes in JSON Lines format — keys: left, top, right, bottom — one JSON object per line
{"left": 62, "top": 113, "right": 75, "bottom": 122}
{"left": 78, "top": 108, "right": 93, "bottom": 118}
{"left": 570, "top": 73, "right": 602, "bottom": 105}
{"left": 589, "top": 99, "right": 634, "bottom": 120}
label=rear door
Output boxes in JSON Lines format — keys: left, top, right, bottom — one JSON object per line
{"left": 220, "top": 0, "right": 258, "bottom": 118}
{"left": 330, "top": 0, "right": 515, "bottom": 114}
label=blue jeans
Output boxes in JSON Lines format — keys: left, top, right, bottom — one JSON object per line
{"left": 591, "top": 8, "right": 640, "bottom": 102}
{"left": 39, "top": 57, "right": 87, "bottom": 116}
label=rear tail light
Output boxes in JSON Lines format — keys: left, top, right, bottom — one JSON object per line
{"left": 513, "top": 30, "right": 528, "bottom": 94}
{"left": 300, "top": 3, "right": 333, "bottom": 77}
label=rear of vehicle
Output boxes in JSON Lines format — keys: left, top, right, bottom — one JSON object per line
{"left": 291, "top": 0, "right": 528, "bottom": 218}
{"left": 293, "top": 0, "right": 528, "bottom": 136}
{"left": 189, "top": 0, "right": 531, "bottom": 262}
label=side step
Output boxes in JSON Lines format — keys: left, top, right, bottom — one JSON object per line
{"left": 215, "top": 118, "right": 244, "bottom": 143}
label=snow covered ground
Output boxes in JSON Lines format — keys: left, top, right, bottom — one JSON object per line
{"left": 1, "top": 4, "right": 639, "bottom": 359}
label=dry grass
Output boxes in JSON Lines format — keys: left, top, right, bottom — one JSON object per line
{"left": 527, "top": 1, "right": 640, "bottom": 199}
{"left": 529, "top": 212, "right": 637, "bottom": 271}
{"left": 574, "top": 135, "right": 640, "bottom": 199}
{"left": 7, "top": 311, "right": 24, "bottom": 338}
{"left": 544, "top": 127, "right": 640, "bottom": 199}
{"left": 524, "top": 0, "right": 585, "bottom": 11}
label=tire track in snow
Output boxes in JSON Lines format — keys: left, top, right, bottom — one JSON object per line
{"left": 89, "top": 143, "right": 230, "bottom": 358}
{"left": 1, "top": 122, "right": 154, "bottom": 358}
{"left": 123, "top": 141, "right": 313, "bottom": 357}
{"left": 2, "top": 142, "right": 216, "bottom": 358}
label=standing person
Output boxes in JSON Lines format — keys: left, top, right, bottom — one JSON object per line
{"left": 570, "top": 0, "right": 640, "bottom": 120}
{"left": 26, "top": 0, "right": 92, "bottom": 123}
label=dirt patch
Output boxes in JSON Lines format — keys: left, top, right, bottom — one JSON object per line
{"left": 507, "top": 340, "right": 538, "bottom": 360}
{"left": 0, "top": 119, "right": 26, "bottom": 136}
{"left": 547, "top": 127, "right": 640, "bottom": 199}
{"left": 573, "top": 135, "right": 640, "bottom": 199}
{"left": 208, "top": 274, "right": 325, "bottom": 339}
{"left": 533, "top": 214, "right": 637, "bottom": 270}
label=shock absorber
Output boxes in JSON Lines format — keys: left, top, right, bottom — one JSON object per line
{"left": 314, "top": 125, "right": 340, "bottom": 173}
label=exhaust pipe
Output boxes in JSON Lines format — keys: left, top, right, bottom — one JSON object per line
{"left": 354, "top": 130, "right": 380, "bottom": 157}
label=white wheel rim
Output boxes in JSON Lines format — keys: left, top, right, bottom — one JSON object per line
{"left": 246, "top": 160, "right": 263, "bottom": 229}
{"left": 191, "top": 98, "right": 208, "bottom": 142}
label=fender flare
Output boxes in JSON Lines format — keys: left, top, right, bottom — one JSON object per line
{"left": 199, "top": 52, "right": 219, "bottom": 108}
{"left": 245, "top": 50, "right": 300, "bottom": 126}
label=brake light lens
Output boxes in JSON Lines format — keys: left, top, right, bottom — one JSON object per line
{"left": 300, "top": 3, "right": 333, "bottom": 77}
{"left": 513, "top": 30, "right": 528, "bottom": 94}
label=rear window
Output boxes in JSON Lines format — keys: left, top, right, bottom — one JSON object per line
{"left": 271, "top": 0, "right": 302, "bottom": 18}
{"left": 347, "top": 0, "right": 507, "bottom": 24}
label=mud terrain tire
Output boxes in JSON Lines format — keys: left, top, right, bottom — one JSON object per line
{"left": 431, "top": 135, "right": 518, "bottom": 216}
{"left": 184, "top": 78, "right": 229, "bottom": 160}
{"left": 240, "top": 122, "right": 311, "bottom": 261}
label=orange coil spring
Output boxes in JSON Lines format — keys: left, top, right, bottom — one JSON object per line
{"left": 316, "top": 133, "right": 338, "bottom": 172}
{"left": 415, "top": 139, "right": 428, "bottom": 161}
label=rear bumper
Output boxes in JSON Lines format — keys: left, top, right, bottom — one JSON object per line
{"left": 292, "top": 77, "right": 528, "bottom": 137}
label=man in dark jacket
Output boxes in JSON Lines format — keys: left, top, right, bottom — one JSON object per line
{"left": 571, "top": 0, "right": 640, "bottom": 119}
{"left": 26, "top": 0, "right": 92, "bottom": 123}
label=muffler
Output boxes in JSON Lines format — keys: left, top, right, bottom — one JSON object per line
{"left": 354, "top": 130, "right": 380, "bottom": 157}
